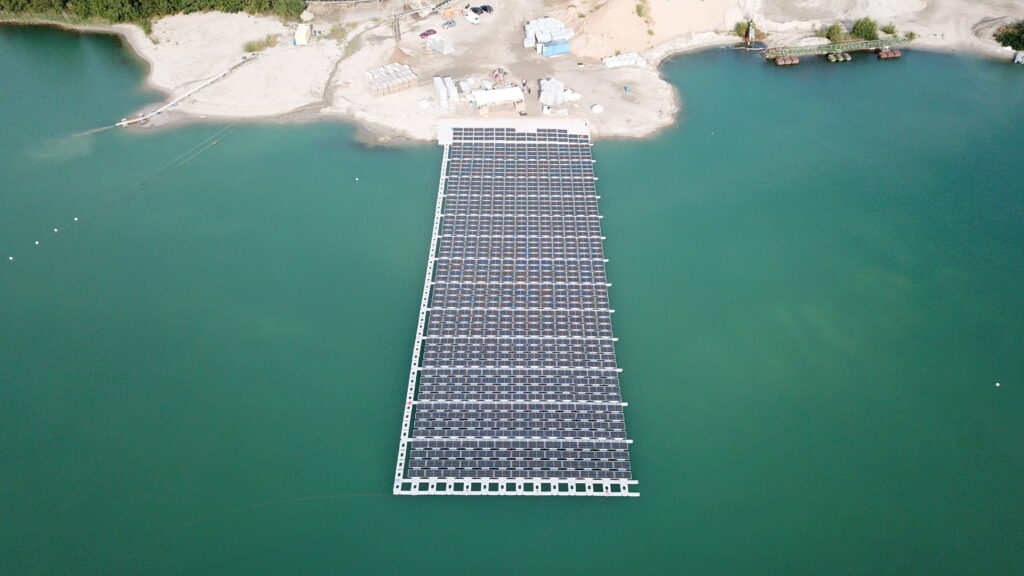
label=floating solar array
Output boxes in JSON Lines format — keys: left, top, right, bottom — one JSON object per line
{"left": 394, "top": 120, "right": 637, "bottom": 497}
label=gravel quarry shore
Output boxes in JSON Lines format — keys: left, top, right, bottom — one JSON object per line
{"left": 24, "top": 0, "right": 1022, "bottom": 141}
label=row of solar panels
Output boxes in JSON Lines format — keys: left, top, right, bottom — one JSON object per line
{"left": 439, "top": 236, "right": 605, "bottom": 251}
{"left": 450, "top": 135, "right": 591, "bottom": 142}
{"left": 416, "top": 401, "right": 623, "bottom": 411}
{"left": 415, "top": 389, "right": 622, "bottom": 399}
{"left": 443, "top": 211, "right": 601, "bottom": 220}
{"left": 433, "top": 270, "right": 606, "bottom": 285}
{"left": 419, "top": 366, "right": 618, "bottom": 377}
{"left": 425, "top": 311, "right": 612, "bottom": 324}
{"left": 427, "top": 312, "right": 611, "bottom": 338}
{"left": 424, "top": 329, "right": 612, "bottom": 339}
{"left": 410, "top": 448, "right": 628, "bottom": 459}
{"left": 451, "top": 141, "right": 592, "bottom": 146}
{"left": 436, "top": 248, "right": 605, "bottom": 261}
{"left": 449, "top": 162, "right": 593, "bottom": 169}
{"left": 415, "top": 385, "right": 622, "bottom": 399}
{"left": 445, "top": 174, "right": 594, "bottom": 181}
{"left": 423, "top": 359, "right": 617, "bottom": 371}
{"left": 435, "top": 259, "right": 608, "bottom": 272}
{"left": 443, "top": 196, "right": 599, "bottom": 210}
{"left": 436, "top": 259, "right": 606, "bottom": 268}
{"left": 407, "top": 469, "right": 630, "bottom": 479}
{"left": 443, "top": 208, "right": 601, "bottom": 219}
{"left": 409, "top": 459, "right": 628, "bottom": 471}
{"left": 445, "top": 187, "right": 597, "bottom": 197}
{"left": 410, "top": 438, "right": 627, "bottom": 449}
{"left": 413, "top": 429, "right": 629, "bottom": 440}
{"left": 416, "top": 408, "right": 624, "bottom": 421}
{"left": 447, "top": 166, "right": 595, "bottom": 176}
{"left": 430, "top": 291, "right": 609, "bottom": 310}
{"left": 418, "top": 385, "right": 623, "bottom": 396}
{"left": 418, "top": 377, "right": 621, "bottom": 387}
{"left": 413, "top": 421, "right": 625, "bottom": 432}
{"left": 423, "top": 339, "right": 616, "bottom": 354}
{"left": 441, "top": 216, "right": 603, "bottom": 236}
{"left": 446, "top": 186, "right": 597, "bottom": 195}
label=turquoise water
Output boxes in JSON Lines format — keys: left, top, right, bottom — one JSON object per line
{"left": 2, "top": 26, "right": 1022, "bottom": 575}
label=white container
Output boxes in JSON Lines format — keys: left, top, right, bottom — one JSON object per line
{"left": 433, "top": 76, "right": 448, "bottom": 107}
{"left": 444, "top": 76, "right": 458, "bottom": 105}
{"left": 427, "top": 35, "right": 454, "bottom": 55}
{"left": 294, "top": 24, "right": 312, "bottom": 46}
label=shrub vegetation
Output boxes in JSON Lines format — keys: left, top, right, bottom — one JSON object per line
{"left": 0, "top": 0, "right": 305, "bottom": 27}
{"left": 824, "top": 21, "right": 846, "bottom": 43}
{"left": 851, "top": 17, "right": 878, "bottom": 40}
{"left": 994, "top": 19, "right": 1024, "bottom": 50}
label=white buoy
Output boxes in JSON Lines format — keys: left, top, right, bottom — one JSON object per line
{"left": 73, "top": 217, "right": 78, "bottom": 222}
{"left": 54, "top": 228, "right": 59, "bottom": 233}
{"left": 996, "top": 382, "right": 1001, "bottom": 387}
{"left": 355, "top": 177, "right": 360, "bottom": 181}
{"left": 8, "top": 256, "right": 13, "bottom": 261}
{"left": 35, "top": 241, "right": 39, "bottom": 245}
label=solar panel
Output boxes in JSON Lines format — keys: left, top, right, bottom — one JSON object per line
{"left": 394, "top": 121, "right": 637, "bottom": 497}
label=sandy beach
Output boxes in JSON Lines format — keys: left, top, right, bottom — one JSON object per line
{"left": 14, "top": 0, "right": 1022, "bottom": 141}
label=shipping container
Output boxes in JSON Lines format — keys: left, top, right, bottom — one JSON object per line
{"left": 541, "top": 40, "right": 570, "bottom": 57}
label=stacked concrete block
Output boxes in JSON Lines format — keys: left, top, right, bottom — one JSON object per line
{"left": 366, "top": 63, "right": 418, "bottom": 97}
{"left": 602, "top": 52, "right": 648, "bottom": 68}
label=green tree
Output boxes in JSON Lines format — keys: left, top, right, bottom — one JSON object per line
{"left": 1, "top": 0, "right": 306, "bottom": 24}
{"left": 273, "top": 0, "right": 302, "bottom": 19}
{"left": 851, "top": 17, "right": 878, "bottom": 40}
{"left": 994, "top": 20, "right": 1024, "bottom": 50}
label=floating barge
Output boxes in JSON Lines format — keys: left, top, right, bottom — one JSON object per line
{"left": 392, "top": 119, "right": 637, "bottom": 497}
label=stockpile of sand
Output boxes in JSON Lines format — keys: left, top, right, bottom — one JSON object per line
{"left": 550, "top": 0, "right": 742, "bottom": 60}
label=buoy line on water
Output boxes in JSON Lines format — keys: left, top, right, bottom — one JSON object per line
{"left": 3, "top": 122, "right": 238, "bottom": 269}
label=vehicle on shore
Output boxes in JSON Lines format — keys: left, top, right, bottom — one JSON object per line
{"left": 419, "top": 29, "right": 437, "bottom": 39}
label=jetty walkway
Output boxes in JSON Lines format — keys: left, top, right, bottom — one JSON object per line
{"left": 765, "top": 36, "right": 911, "bottom": 59}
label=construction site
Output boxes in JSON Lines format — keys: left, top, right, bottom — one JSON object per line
{"left": 308, "top": 0, "right": 672, "bottom": 141}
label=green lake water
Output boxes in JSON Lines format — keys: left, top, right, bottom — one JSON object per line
{"left": 2, "top": 26, "right": 1022, "bottom": 575}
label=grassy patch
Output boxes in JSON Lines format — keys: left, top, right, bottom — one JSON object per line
{"left": 343, "top": 35, "right": 362, "bottom": 59}
{"left": 243, "top": 34, "right": 279, "bottom": 53}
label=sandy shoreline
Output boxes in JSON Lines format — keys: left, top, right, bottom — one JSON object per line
{"left": 4, "top": 0, "right": 1022, "bottom": 143}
